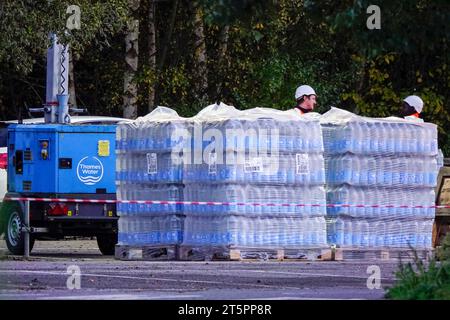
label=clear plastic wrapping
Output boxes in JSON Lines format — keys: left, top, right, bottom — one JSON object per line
{"left": 183, "top": 215, "right": 327, "bottom": 247}
{"left": 184, "top": 153, "right": 325, "bottom": 185}
{"left": 181, "top": 105, "right": 327, "bottom": 248}
{"left": 183, "top": 184, "right": 326, "bottom": 217}
{"left": 116, "top": 107, "right": 188, "bottom": 245}
{"left": 325, "top": 154, "right": 438, "bottom": 188}
{"left": 326, "top": 217, "right": 433, "bottom": 248}
{"left": 116, "top": 105, "right": 438, "bottom": 250}
{"left": 321, "top": 108, "right": 438, "bottom": 156}
{"left": 321, "top": 108, "right": 438, "bottom": 249}
{"left": 118, "top": 215, "right": 184, "bottom": 245}
{"left": 116, "top": 104, "right": 328, "bottom": 248}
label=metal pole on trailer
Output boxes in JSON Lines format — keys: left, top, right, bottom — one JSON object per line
{"left": 24, "top": 200, "right": 30, "bottom": 259}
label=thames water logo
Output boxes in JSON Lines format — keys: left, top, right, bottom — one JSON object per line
{"left": 77, "top": 156, "right": 104, "bottom": 185}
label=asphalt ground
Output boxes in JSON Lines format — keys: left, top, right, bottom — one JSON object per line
{"left": 0, "top": 239, "right": 400, "bottom": 300}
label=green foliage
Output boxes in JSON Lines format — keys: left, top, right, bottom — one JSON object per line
{"left": 386, "top": 234, "right": 450, "bottom": 300}
{"left": 0, "top": 0, "right": 127, "bottom": 74}
{"left": 201, "top": 0, "right": 277, "bottom": 26}
{"left": 386, "top": 248, "right": 450, "bottom": 300}
{"left": 387, "top": 262, "right": 450, "bottom": 300}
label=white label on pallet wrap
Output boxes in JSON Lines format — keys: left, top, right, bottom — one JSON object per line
{"left": 296, "top": 153, "right": 309, "bottom": 175}
{"left": 146, "top": 153, "right": 157, "bottom": 174}
{"left": 244, "top": 157, "right": 263, "bottom": 173}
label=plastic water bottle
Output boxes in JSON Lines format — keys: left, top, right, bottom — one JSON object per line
{"left": 263, "top": 118, "right": 277, "bottom": 153}
{"left": 404, "top": 123, "right": 414, "bottom": 153}
{"left": 430, "top": 129, "right": 438, "bottom": 155}
{"left": 292, "top": 121, "right": 303, "bottom": 152}
{"left": 301, "top": 218, "right": 311, "bottom": 246}
{"left": 288, "top": 219, "right": 298, "bottom": 246}
{"left": 367, "top": 122, "right": 377, "bottom": 153}
{"left": 335, "top": 218, "right": 344, "bottom": 246}
{"left": 366, "top": 158, "right": 376, "bottom": 186}
{"left": 375, "top": 221, "right": 386, "bottom": 247}
{"left": 351, "top": 221, "right": 361, "bottom": 247}
{"left": 319, "top": 220, "right": 327, "bottom": 246}
{"left": 385, "top": 221, "right": 396, "bottom": 247}
{"left": 362, "top": 122, "right": 373, "bottom": 153}
{"left": 408, "top": 221, "right": 419, "bottom": 248}
{"left": 392, "top": 123, "right": 401, "bottom": 153}
{"left": 311, "top": 121, "right": 323, "bottom": 152}
{"left": 343, "top": 220, "right": 353, "bottom": 246}
{"left": 227, "top": 215, "right": 238, "bottom": 246}
{"left": 341, "top": 155, "right": 352, "bottom": 184}
{"left": 271, "top": 218, "right": 281, "bottom": 247}
{"left": 349, "top": 122, "right": 360, "bottom": 153}
{"left": 313, "top": 217, "right": 324, "bottom": 245}
{"left": 349, "top": 155, "right": 360, "bottom": 185}
{"left": 252, "top": 217, "right": 262, "bottom": 246}
{"left": 391, "top": 220, "right": 402, "bottom": 247}
{"left": 360, "top": 220, "right": 369, "bottom": 247}
{"left": 348, "top": 187, "right": 358, "bottom": 218}
{"left": 407, "top": 124, "right": 417, "bottom": 154}
{"left": 387, "top": 122, "right": 396, "bottom": 153}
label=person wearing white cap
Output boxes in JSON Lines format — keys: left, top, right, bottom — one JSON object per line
{"left": 293, "top": 85, "right": 317, "bottom": 115}
{"left": 402, "top": 95, "right": 424, "bottom": 121}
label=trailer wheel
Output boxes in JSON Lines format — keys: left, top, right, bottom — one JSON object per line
{"left": 5, "top": 203, "right": 35, "bottom": 255}
{"left": 96, "top": 234, "right": 117, "bottom": 255}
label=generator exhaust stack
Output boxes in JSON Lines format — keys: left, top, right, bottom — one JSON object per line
{"left": 44, "top": 33, "right": 69, "bottom": 124}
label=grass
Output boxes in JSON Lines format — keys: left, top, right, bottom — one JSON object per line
{"left": 386, "top": 234, "right": 450, "bottom": 300}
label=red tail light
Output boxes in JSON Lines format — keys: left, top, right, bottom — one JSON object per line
{"left": 0, "top": 153, "right": 6, "bottom": 169}
{"left": 48, "top": 203, "right": 69, "bottom": 216}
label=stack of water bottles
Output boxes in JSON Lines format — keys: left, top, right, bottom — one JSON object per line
{"left": 182, "top": 104, "right": 328, "bottom": 248}
{"left": 321, "top": 108, "right": 439, "bottom": 248}
{"left": 116, "top": 107, "right": 189, "bottom": 246}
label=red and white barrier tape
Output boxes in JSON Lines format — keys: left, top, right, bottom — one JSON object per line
{"left": 4, "top": 197, "right": 450, "bottom": 209}
{"left": 4, "top": 197, "right": 116, "bottom": 204}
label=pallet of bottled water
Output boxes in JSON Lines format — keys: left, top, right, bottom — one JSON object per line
{"left": 182, "top": 104, "right": 328, "bottom": 249}
{"left": 321, "top": 108, "right": 439, "bottom": 249}
{"left": 116, "top": 107, "right": 189, "bottom": 247}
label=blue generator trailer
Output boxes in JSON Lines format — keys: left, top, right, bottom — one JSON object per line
{"left": 4, "top": 124, "right": 118, "bottom": 255}
{"left": 1, "top": 34, "right": 120, "bottom": 255}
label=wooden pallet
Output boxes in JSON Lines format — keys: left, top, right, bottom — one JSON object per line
{"left": 179, "top": 246, "right": 333, "bottom": 261}
{"left": 334, "top": 248, "right": 434, "bottom": 262}
{"left": 115, "top": 244, "right": 181, "bottom": 261}
{"left": 115, "top": 244, "right": 434, "bottom": 262}
{"left": 179, "top": 246, "right": 434, "bottom": 262}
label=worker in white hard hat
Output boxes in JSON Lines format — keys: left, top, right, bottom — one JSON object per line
{"left": 401, "top": 95, "right": 424, "bottom": 121}
{"left": 294, "top": 85, "right": 317, "bottom": 115}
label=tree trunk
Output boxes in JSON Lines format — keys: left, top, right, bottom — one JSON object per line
{"left": 189, "top": 1, "right": 208, "bottom": 101}
{"left": 215, "top": 24, "right": 230, "bottom": 101}
{"left": 123, "top": 0, "right": 140, "bottom": 119}
{"left": 157, "top": 0, "right": 178, "bottom": 71}
{"left": 147, "top": 0, "right": 156, "bottom": 112}
{"left": 68, "top": 52, "right": 77, "bottom": 107}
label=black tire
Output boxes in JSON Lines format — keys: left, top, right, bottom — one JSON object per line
{"left": 96, "top": 233, "right": 117, "bottom": 255}
{"left": 5, "top": 203, "right": 35, "bottom": 255}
